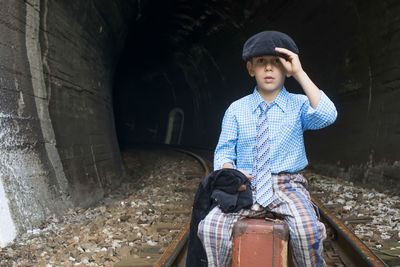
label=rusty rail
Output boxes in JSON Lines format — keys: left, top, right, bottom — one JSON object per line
{"left": 155, "top": 147, "right": 210, "bottom": 266}
{"left": 312, "top": 196, "right": 387, "bottom": 267}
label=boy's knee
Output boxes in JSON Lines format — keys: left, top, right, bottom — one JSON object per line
{"left": 292, "top": 220, "right": 325, "bottom": 242}
{"left": 317, "top": 221, "right": 327, "bottom": 241}
{"left": 197, "top": 219, "right": 206, "bottom": 240}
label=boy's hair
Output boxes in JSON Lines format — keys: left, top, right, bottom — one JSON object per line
{"left": 242, "top": 31, "right": 299, "bottom": 62}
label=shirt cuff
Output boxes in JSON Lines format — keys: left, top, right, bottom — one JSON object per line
{"left": 313, "top": 91, "right": 333, "bottom": 111}
{"left": 214, "top": 158, "right": 237, "bottom": 171}
{"left": 302, "top": 91, "right": 337, "bottom": 130}
{"left": 312, "top": 91, "right": 337, "bottom": 119}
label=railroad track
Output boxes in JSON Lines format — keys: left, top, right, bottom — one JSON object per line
{"left": 118, "top": 146, "right": 387, "bottom": 267}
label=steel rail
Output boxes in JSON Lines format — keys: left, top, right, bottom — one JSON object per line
{"left": 155, "top": 147, "right": 210, "bottom": 267}
{"left": 312, "top": 196, "right": 387, "bottom": 267}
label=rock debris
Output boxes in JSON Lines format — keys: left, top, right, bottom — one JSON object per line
{"left": 305, "top": 170, "right": 400, "bottom": 264}
{"left": 0, "top": 148, "right": 204, "bottom": 266}
{"left": 1, "top": 149, "right": 398, "bottom": 266}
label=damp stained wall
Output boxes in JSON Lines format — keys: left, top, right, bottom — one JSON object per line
{"left": 0, "top": 0, "right": 135, "bottom": 245}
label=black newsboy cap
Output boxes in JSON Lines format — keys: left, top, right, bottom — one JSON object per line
{"left": 242, "top": 31, "right": 299, "bottom": 61}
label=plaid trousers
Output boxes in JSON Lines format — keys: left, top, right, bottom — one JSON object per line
{"left": 197, "top": 173, "right": 326, "bottom": 267}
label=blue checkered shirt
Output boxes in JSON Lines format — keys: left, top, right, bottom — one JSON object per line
{"left": 214, "top": 87, "right": 337, "bottom": 174}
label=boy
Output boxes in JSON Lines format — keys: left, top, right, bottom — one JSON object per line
{"left": 198, "top": 31, "right": 337, "bottom": 266}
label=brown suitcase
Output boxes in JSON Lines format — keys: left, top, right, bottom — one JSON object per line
{"left": 232, "top": 218, "right": 289, "bottom": 267}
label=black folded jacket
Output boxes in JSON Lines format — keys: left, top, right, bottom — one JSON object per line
{"left": 185, "top": 168, "right": 253, "bottom": 267}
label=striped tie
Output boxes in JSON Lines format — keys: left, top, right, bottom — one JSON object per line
{"left": 254, "top": 101, "right": 274, "bottom": 207}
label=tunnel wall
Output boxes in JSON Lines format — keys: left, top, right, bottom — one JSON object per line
{"left": 300, "top": 0, "right": 400, "bottom": 192}
{"left": 0, "top": 0, "right": 70, "bottom": 245}
{"left": 41, "top": 0, "right": 134, "bottom": 206}
{"left": 0, "top": 0, "right": 134, "bottom": 245}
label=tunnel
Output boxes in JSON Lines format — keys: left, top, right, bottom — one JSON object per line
{"left": 0, "top": 0, "right": 399, "bottom": 246}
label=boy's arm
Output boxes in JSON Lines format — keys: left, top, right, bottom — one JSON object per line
{"left": 214, "top": 106, "right": 238, "bottom": 170}
{"left": 293, "top": 71, "right": 321, "bottom": 109}
{"left": 275, "top": 47, "right": 337, "bottom": 129}
{"left": 275, "top": 47, "right": 321, "bottom": 108}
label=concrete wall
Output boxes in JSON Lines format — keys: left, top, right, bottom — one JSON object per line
{"left": 299, "top": 0, "right": 400, "bottom": 192}
{"left": 41, "top": 0, "right": 133, "bottom": 206}
{"left": 0, "top": 0, "right": 134, "bottom": 246}
{"left": 1, "top": 0, "right": 69, "bottom": 245}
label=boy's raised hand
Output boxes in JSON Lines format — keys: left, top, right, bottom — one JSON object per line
{"left": 276, "top": 47, "right": 322, "bottom": 109}
{"left": 275, "top": 47, "right": 304, "bottom": 78}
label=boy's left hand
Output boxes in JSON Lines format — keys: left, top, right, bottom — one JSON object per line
{"left": 237, "top": 169, "right": 252, "bottom": 191}
{"left": 275, "top": 47, "right": 304, "bottom": 78}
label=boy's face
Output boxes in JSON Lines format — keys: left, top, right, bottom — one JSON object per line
{"left": 246, "top": 55, "right": 287, "bottom": 93}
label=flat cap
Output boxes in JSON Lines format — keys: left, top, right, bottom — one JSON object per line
{"left": 242, "top": 30, "right": 299, "bottom": 61}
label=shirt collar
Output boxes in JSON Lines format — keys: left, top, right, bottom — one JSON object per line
{"left": 250, "top": 87, "right": 288, "bottom": 113}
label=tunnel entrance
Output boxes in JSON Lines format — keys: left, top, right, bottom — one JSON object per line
{"left": 0, "top": 0, "right": 399, "bottom": 257}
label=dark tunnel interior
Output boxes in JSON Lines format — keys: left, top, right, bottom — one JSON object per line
{"left": 113, "top": 1, "right": 348, "bottom": 152}
{"left": 112, "top": 0, "right": 400, "bottom": 193}
{"left": 113, "top": 0, "right": 328, "bottom": 149}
